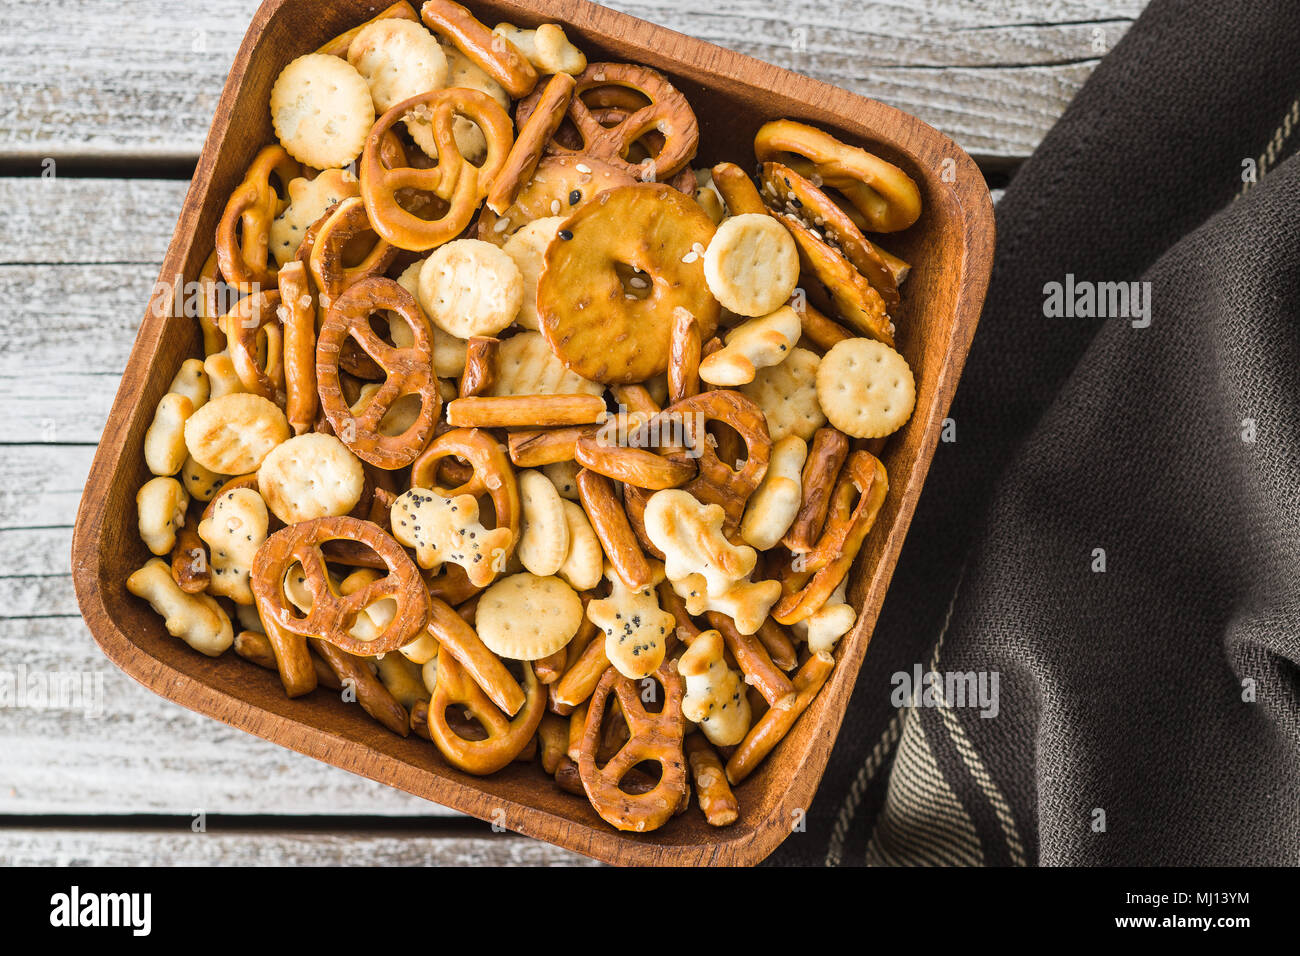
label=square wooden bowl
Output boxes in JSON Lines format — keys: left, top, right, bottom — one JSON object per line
{"left": 72, "top": 0, "right": 994, "bottom": 866}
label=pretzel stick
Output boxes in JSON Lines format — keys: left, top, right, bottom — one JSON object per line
{"left": 447, "top": 394, "right": 607, "bottom": 428}
{"left": 277, "top": 260, "right": 317, "bottom": 435}
{"left": 706, "top": 611, "right": 795, "bottom": 709}
{"left": 421, "top": 0, "right": 538, "bottom": 98}
{"left": 458, "top": 336, "right": 499, "bottom": 398}
{"left": 567, "top": 702, "right": 589, "bottom": 761}
{"left": 507, "top": 425, "right": 598, "bottom": 466}
{"left": 685, "top": 734, "right": 740, "bottom": 826}
{"left": 487, "top": 72, "right": 576, "bottom": 214}
{"left": 169, "top": 523, "right": 210, "bottom": 594}
{"left": 537, "top": 712, "right": 568, "bottom": 774}
{"left": 726, "top": 652, "right": 834, "bottom": 784}
{"left": 783, "top": 427, "right": 849, "bottom": 553}
{"left": 756, "top": 617, "right": 799, "bottom": 671}
{"left": 534, "top": 647, "right": 567, "bottom": 685}
{"left": 425, "top": 563, "right": 483, "bottom": 606}
{"left": 609, "top": 384, "right": 661, "bottom": 417}
{"left": 410, "top": 698, "right": 432, "bottom": 740}
{"left": 657, "top": 580, "right": 703, "bottom": 644}
{"left": 796, "top": 300, "right": 854, "bottom": 352}
{"left": 668, "top": 308, "right": 701, "bottom": 404}
{"left": 265, "top": 613, "right": 319, "bottom": 698}
{"left": 574, "top": 436, "right": 696, "bottom": 490}
{"left": 427, "top": 597, "right": 526, "bottom": 716}
{"left": 576, "top": 469, "right": 653, "bottom": 589}
{"left": 623, "top": 484, "right": 666, "bottom": 560}
{"left": 552, "top": 627, "right": 610, "bottom": 714}
{"left": 309, "top": 637, "right": 410, "bottom": 736}
{"left": 710, "top": 162, "right": 768, "bottom": 216}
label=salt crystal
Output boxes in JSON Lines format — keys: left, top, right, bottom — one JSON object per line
{"left": 493, "top": 216, "right": 511, "bottom": 233}
{"left": 575, "top": 163, "right": 591, "bottom": 174}
{"left": 681, "top": 251, "right": 699, "bottom": 263}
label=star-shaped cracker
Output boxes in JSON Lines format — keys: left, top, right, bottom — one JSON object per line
{"left": 390, "top": 489, "right": 512, "bottom": 588}
{"left": 587, "top": 563, "right": 676, "bottom": 680}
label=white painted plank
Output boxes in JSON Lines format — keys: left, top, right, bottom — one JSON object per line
{"left": 0, "top": 0, "right": 1144, "bottom": 163}
{"left": 0, "top": 446, "right": 94, "bottom": 530}
{"left": 0, "top": 826, "right": 596, "bottom": 865}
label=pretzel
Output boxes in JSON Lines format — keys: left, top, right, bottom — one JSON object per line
{"left": 476, "top": 155, "right": 634, "bottom": 245}
{"left": 169, "top": 523, "right": 209, "bottom": 595}
{"left": 195, "top": 251, "right": 227, "bottom": 356}
{"left": 706, "top": 610, "right": 796, "bottom": 710}
{"left": 684, "top": 734, "right": 739, "bottom": 827}
{"left": 535, "top": 648, "right": 568, "bottom": 685}
{"left": 668, "top": 306, "right": 701, "bottom": 404}
{"left": 316, "top": 1, "right": 418, "bottom": 57}
{"left": 276, "top": 260, "right": 317, "bottom": 435}
{"left": 360, "top": 88, "right": 513, "bottom": 252}
{"left": 216, "top": 144, "right": 299, "bottom": 292}
{"left": 551, "top": 614, "right": 609, "bottom": 714}
{"left": 575, "top": 468, "right": 653, "bottom": 590}
{"left": 623, "top": 484, "right": 666, "bottom": 561}
{"left": 783, "top": 427, "right": 849, "bottom": 553}
{"left": 487, "top": 72, "right": 576, "bottom": 214}
{"left": 517, "top": 62, "right": 698, "bottom": 181}
{"left": 410, "top": 427, "right": 520, "bottom": 545}
{"left": 309, "top": 636, "right": 409, "bottom": 736}
{"left": 419, "top": 0, "right": 538, "bottom": 98}
{"left": 578, "top": 663, "right": 688, "bottom": 832}
{"left": 218, "top": 289, "right": 284, "bottom": 403}
{"left": 446, "top": 394, "right": 607, "bottom": 429}
{"left": 537, "top": 184, "right": 719, "bottom": 384}
{"left": 756, "top": 616, "right": 799, "bottom": 672}
{"left": 796, "top": 299, "right": 854, "bottom": 352}
{"left": 251, "top": 516, "right": 430, "bottom": 655}
{"left": 538, "top": 712, "right": 569, "bottom": 773}
{"left": 427, "top": 652, "right": 546, "bottom": 775}
{"left": 506, "top": 425, "right": 598, "bottom": 467}
{"left": 753, "top": 119, "right": 921, "bottom": 233}
{"left": 574, "top": 433, "right": 696, "bottom": 491}
{"left": 307, "top": 196, "right": 399, "bottom": 308}
{"left": 709, "top": 161, "right": 767, "bottom": 216}
{"left": 317, "top": 277, "right": 441, "bottom": 469}
{"left": 425, "top": 597, "right": 526, "bottom": 715}
{"left": 458, "top": 336, "right": 499, "bottom": 398}
{"left": 646, "top": 389, "right": 772, "bottom": 532}
{"left": 726, "top": 651, "right": 834, "bottom": 784}
{"left": 774, "top": 451, "right": 887, "bottom": 624}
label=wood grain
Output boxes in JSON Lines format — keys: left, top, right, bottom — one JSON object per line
{"left": 0, "top": 0, "right": 1141, "bottom": 164}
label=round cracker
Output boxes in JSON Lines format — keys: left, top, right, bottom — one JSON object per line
{"left": 703, "top": 213, "right": 800, "bottom": 317}
{"left": 502, "top": 216, "right": 564, "bottom": 331}
{"left": 417, "top": 239, "right": 523, "bottom": 339}
{"left": 257, "top": 432, "right": 365, "bottom": 524}
{"left": 397, "top": 258, "right": 468, "bottom": 378}
{"left": 476, "top": 572, "right": 583, "bottom": 660}
{"left": 739, "top": 347, "right": 826, "bottom": 442}
{"left": 816, "top": 338, "right": 916, "bottom": 439}
{"left": 270, "top": 54, "right": 375, "bottom": 169}
{"left": 184, "top": 393, "right": 290, "bottom": 475}
{"left": 347, "top": 18, "right": 448, "bottom": 114}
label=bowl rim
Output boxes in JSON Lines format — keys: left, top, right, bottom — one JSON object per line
{"left": 71, "top": 0, "right": 995, "bottom": 866}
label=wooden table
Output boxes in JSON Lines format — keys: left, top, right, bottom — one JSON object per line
{"left": 0, "top": 0, "right": 1144, "bottom": 866}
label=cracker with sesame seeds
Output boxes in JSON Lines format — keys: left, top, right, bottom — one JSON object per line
{"left": 702, "top": 213, "right": 800, "bottom": 317}
{"left": 269, "top": 54, "right": 375, "bottom": 169}
{"left": 738, "top": 346, "right": 827, "bottom": 442}
{"left": 269, "top": 169, "right": 359, "bottom": 266}
{"left": 390, "top": 488, "right": 513, "bottom": 588}
{"left": 815, "top": 337, "right": 915, "bottom": 439}
{"left": 476, "top": 572, "right": 584, "bottom": 660}
{"left": 586, "top": 563, "right": 676, "bottom": 680}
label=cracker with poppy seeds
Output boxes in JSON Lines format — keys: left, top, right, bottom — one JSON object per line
{"left": 389, "top": 488, "right": 512, "bottom": 588}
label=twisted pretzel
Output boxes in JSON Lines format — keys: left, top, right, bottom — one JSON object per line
{"left": 216, "top": 144, "right": 299, "bottom": 292}
{"left": 317, "top": 277, "right": 441, "bottom": 469}
{"left": 218, "top": 288, "right": 284, "bottom": 403}
{"left": 516, "top": 62, "right": 698, "bottom": 180}
{"left": 410, "top": 427, "right": 520, "bottom": 545}
{"left": 774, "top": 451, "right": 887, "bottom": 624}
{"left": 427, "top": 652, "right": 545, "bottom": 775}
{"left": 419, "top": 0, "right": 538, "bottom": 99}
{"left": 307, "top": 196, "right": 399, "bottom": 307}
{"left": 360, "top": 88, "right": 513, "bottom": 252}
{"left": 578, "top": 663, "right": 688, "bottom": 832}
{"left": 754, "top": 119, "right": 921, "bottom": 233}
{"left": 251, "top": 516, "right": 431, "bottom": 656}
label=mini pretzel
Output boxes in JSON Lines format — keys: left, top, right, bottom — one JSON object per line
{"left": 517, "top": 62, "right": 698, "bottom": 180}
{"left": 317, "top": 277, "right": 441, "bottom": 469}
{"left": 684, "top": 734, "right": 739, "bottom": 827}
{"left": 754, "top": 119, "right": 921, "bottom": 233}
{"left": 457, "top": 336, "right": 499, "bottom": 398}
{"left": 360, "top": 88, "right": 513, "bottom": 252}
{"left": 579, "top": 663, "right": 688, "bottom": 833}
{"left": 310, "top": 636, "right": 410, "bottom": 736}
{"left": 668, "top": 307, "right": 701, "bottom": 404}
{"left": 575, "top": 468, "right": 652, "bottom": 590}
{"left": 251, "top": 516, "right": 431, "bottom": 655}
{"left": 551, "top": 616, "right": 608, "bottom": 714}
{"left": 410, "top": 427, "right": 520, "bottom": 545}
{"left": 427, "top": 652, "right": 546, "bottom": 775}
{"left": 726, "top": 651, "right": 834, "bottom": 785}
{"left": 307, "top": 196, "right": 398, "bottom": 308}
{"left": 538, "top": 712, "right": 568, "bottom": 773}
{"left": 216, "top": 144, "right": 299, "bottom": 292}
{"left": 574, "top": 434, "right": 696, "bottom": 491}
{"left": 756, "top": 616, "right": 799, "bottom": 672}
{"left": 646, "top": 389, "right": 772, "bottom": 532}
{"left": 419, "top": 0, "right": 538, "bottom": 98}
{"left": 446, "top": 394, "right": 607, "bottom": 428}
{"left": 486, "top": 72, "right": 576, "bottom": 215}
{"left": 783, "top": 426, "right": 849, "bottom": 553}
{"left": 218, "top": 289, "right": 284, "bottom": 403}
{"left": 277, "top": 261, "right": 317, "bottom": 434}
{"left": 426, "top": 597, "right": 526, "bottom": 715}
{"left": 774, "top": 451, "right": 887, "bottom": 624}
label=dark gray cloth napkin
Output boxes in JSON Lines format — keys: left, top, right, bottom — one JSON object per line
{"left": 770, "top": 0, "right": 1300, "bottom": 866}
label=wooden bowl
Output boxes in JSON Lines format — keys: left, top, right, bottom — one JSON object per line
{"left": 72, "top": 0, "right": 994, "bottom": 866}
